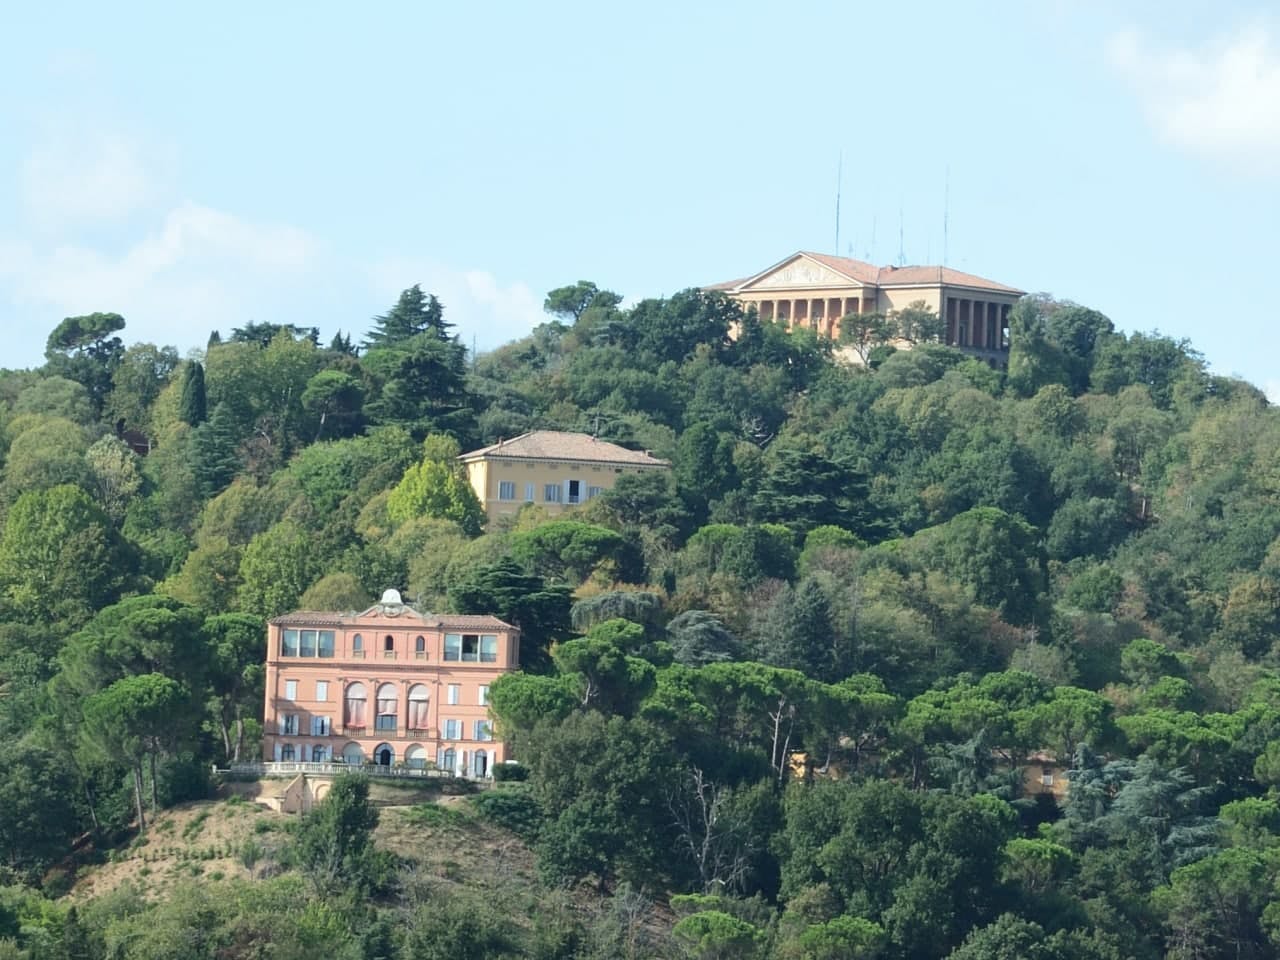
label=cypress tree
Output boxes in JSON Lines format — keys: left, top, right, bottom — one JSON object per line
{"left": 179, "top": 361, "right": 207, "bottom": 427}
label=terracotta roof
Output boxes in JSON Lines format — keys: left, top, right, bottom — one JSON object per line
{"left": 271, "top": 609, "right": 516, "bottom": 631}
{"left": 873, "top": 262, "right": 1024, "bottom": 294}
{"left": 711, "top": 251, "right": 1023, "bottom": 296}
{"left": 459, "top": 430, "right": 671, "bottom": 467}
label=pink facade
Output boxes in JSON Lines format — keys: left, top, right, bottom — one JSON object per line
{"left": 262, "top": 591, "right": 519, "bottom": 778}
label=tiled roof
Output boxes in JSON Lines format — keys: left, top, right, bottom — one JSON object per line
{"left": 271, "top": 609, "right": 515, "bottom": 631}
{"left": 712, "top": 251, "right": 1023, "bottom": 296}
{"left": 459, "top": 430, "right": 671, "bottom": 467}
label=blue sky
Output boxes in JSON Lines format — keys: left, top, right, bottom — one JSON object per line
{"left": 2, "top": 2, "right": 1279, "bottom": 396}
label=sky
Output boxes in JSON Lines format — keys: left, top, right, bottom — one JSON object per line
{"left": 2, "top": 2, "right": 1279, "bottom": 396}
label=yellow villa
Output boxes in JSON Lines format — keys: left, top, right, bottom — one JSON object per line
{"left": 459, "top": 430, "right": 671, "bottom": 522}
{"left": 710, "top": 250, "right": 1025, "bottom": 363}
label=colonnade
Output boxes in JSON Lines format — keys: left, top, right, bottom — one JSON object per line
{"left": 945, "top": 297, "right": 1011, "bottom": 351}
{"left": 748, "top": 296, "right": 868, "bottom": 338}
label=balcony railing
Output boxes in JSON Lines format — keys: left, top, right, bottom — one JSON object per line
{"left": 226, "top": 761, "right": 456, "bottom": 779}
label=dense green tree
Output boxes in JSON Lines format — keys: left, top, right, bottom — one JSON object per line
{"left": 178, "top": 361, "right": 207, "bottom": 427}
{"left": 43, "top": 312, "right": 126, "bottom": 414}
{"left": 449, "top": 557, "right": 572, "bottom": 671}
{"left": 292, "top": 774, "right": 384, "bottom": 894}
{"left": 385, "top": 437, "right": 485, "bottom": 535}
{"left": 81, "top": 673, "right": 190, "bottom": 829}
{"left": 0, "top": 484, "right": 134, "bottom": 626}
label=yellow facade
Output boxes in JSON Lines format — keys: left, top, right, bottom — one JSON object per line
{"left": 459, "top": 431, "right": 671, "bottom": 523}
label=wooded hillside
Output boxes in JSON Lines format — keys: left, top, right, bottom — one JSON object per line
{"left": 0, "top": 284, "right": 1278, "bottom": 958}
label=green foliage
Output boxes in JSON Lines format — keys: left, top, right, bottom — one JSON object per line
{"left": 385, "top": 441, "right": 485, "bottom": 535}
{"left": 291, "top": 775, "right": 386, "bottom": 894}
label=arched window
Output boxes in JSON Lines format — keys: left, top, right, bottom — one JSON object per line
{"left": 441, "top": 748, "right": 456, "bottom": 775}
{"left": 375, "top": 683, "right": 398, "bottom": 731}
{"left": 373, "top": 743, "right": 394, "bottom": 766}
{"left": 408, "top": 684, "right": 429, "bottom": 731}
{"left": 344, "top": 682, "right": 367, "bottom": 729}
{"left": 384, "top": 635, "right": 395, "bottom": 652}
{"left": 473, "top": 750, "right": 489, "bottom": 778}
{"left": 405, "top": 744, "right": 427, "bottom": 769}
{"left": 414, "top": 635, "right": 426, "bottom": 658}
{"left": 352, "top": 634, "right": 363, "bottom": 654}
{"left": 281, "top": 743, "right": 295, "bottom": 761}
{"left": 311, "top": 744, "right": 327, "bottom": 762}
{"left": 342, "top": 742, "right": 363, "bottom": 765}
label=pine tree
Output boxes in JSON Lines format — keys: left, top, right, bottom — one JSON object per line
{"left": 191, "top": 402, "right": 239, "bottom": 497}
{"left": 363, "top": 284, "right": 450, "bottom": 349}
{"left": 178, "top": 361, "right": 207, "bottom": 427}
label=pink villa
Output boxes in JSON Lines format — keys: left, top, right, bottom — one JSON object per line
{"left": 262, "top": 590, "right": 519, "bottom": 778}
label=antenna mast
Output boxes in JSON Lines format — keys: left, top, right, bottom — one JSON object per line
{"left": 834, "top": 152, "right": 843, "bottom": 254}
{"left": 943, "top": 165, "right": 950, "bottom": 266}
{"left": 897, "top": 203, "right": 906, "bottom": 267}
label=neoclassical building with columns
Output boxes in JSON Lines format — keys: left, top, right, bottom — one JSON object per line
{"left": 709, "top": 251, "right": 1024, "bottom": 363}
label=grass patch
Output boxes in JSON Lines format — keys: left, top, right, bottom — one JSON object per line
{"left": 403, "top": 803, "right": 469, "bottom": 828}
{"left": 182, "top": 810, "right": 212, "bottom": 841}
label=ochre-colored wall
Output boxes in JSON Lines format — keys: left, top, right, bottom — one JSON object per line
{"left": 466, "top": 457, "right": 666, "bottom": 521}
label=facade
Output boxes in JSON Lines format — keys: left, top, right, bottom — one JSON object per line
{"left": 459, "top": 430, "right": 671, "bottom": 522}
{"left": 262, "top": 590, "right": 519, "bottom": 778}
{"left": 710, "top": 250, "right": 1025, "bottom": 364}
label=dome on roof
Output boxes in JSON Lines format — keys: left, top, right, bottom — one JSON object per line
{"left": 380, "top": 588, "right": 403, "bottom": 606}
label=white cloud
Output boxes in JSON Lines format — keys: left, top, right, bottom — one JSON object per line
{"left": 0, "top": 203, "right": 323, "bottom": 365}
{"left": 21, "top": 129, "right": 167, "bottom": 229}
{"left": 1108, "top": 24, "right": 1280, "bottom": 169}
{"left": 366, "top": 257, "right": 546, "bottom": 351}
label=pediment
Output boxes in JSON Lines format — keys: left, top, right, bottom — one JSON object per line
{"left": 741, "top": 256, "right": 864, "bottom": 291}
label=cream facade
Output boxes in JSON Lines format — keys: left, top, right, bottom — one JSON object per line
{"left": 459, "top": 430, "right": 671, "bottom": 522}
{"left": 711, "top": 251, "right": 1025, "bottom": 364}
{"left": 262, "top": 591, "right": 519, "bottom": 778}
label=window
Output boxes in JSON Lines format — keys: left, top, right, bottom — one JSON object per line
{"left": 352, "top": 633, "right": 364, "bottom": 654}
{"left": 444, "top": 719, "right": 461, "bottom": 740}
{"left": 498, "top": 480, "right": 516, "bottom": 500}
{"left": 447, "top": 684, "right": 460, "bottom": 705}
{"left": 310, "top": 716, "right": 331, "bottom": 736}
{"left": 311, "top": 745, "right": 327, "bottom": 762}
{"left": 280, "top": 630, "right": 335, "bottom": 658}
{"left": 473, "top": 750, "right": 489, "bottom": 777}
{"left": 587, "top": 486, "right": 605, "bottom": 500}
{"left": 478, "top": 685, "right": 489, "bottom": 706}
{"left": 281, "top": 744, "right": 295, "bottom": 761}
{"left": 449, "top": 634, "right": 490, "bottom": 662}
{"left": 544, "top": 483, "right": 563, "bottom": 503}
{"left": 414, "top": 636, "right": 426, "bottom": 658}
{"left": 281, "top": 714, "right": 299, "bottom": 735}
{"left": 1041, "top": 768, "right": 1055, "bottom": 787}
{"left": 408, "top": 684, "right": 430, "bottom": 730}
{"left": 440, "top": 747, "right": 456, "bottom": 773}
{"left": 524, "top": 482, "right": 535, "bottom": 502}
{"left": 375, "top": 683, "right": 397, "bottom": 731}
{"left": 344, "top": 683, "right": 367, "bottom": 728}
{"left": 383, "top": 635, "right": 395, "bottom": 655}
{"left": 405, "top": 744, "right": 427, "bottom": 769}
{"left": 284, "top": 680, "right": 297, "bottom": 701}
{"left": 315, "top": 681, "right": 328, "bottom": 702}
{"left": 473, "top": 720, "right": 492, "bottom": 742}
{"left": 567, "top": 479, "right": 581, "bottom": 504}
